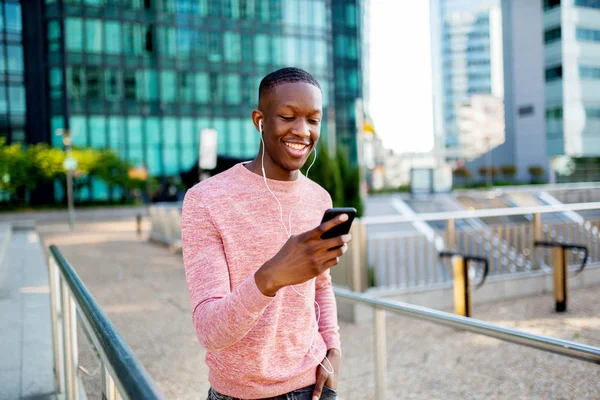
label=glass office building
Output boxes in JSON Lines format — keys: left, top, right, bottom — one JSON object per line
{"left": 8, "top": 0, "right": 365, "bottom": 201}
{"left": 430, "top": 0, "right": 504, "bottom": 161}
{"left": 0, "top": 0, "right": 25, "bottom": 144}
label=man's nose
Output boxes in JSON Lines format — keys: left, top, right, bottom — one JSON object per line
{"left": 291, "top": 120, "right": 310, "bottom": 138}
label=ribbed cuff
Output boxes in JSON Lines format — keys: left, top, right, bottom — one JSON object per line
{"left": 237, "top": 274, "right": 276, "bottom": 314}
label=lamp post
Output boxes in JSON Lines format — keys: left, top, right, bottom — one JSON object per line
{"left": 56, "top": 129, "right": 76, "bottom": 230}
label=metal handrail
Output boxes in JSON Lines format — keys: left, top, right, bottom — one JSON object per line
{"left": 361, "top": 201, "right": 600, "bottom": 225}
{"left": 334, "top": 287, "right": 600, "bottom": 363}
{"left": 333, "top": 287, "right": 600, "bottom": 399}
{"left": 48, "top": 245, "right": 165, "bottom": 400}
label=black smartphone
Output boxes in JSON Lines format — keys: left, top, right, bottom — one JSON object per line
{"left": 320, "top": 207, "right": 357, "bottom": 239}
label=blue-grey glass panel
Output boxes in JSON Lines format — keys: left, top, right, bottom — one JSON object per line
{"left": 104, "top": 21, "right": 122, "bottom": 54}
{"left": 160, "top": 71, "right": 177, "bottom": 102}
{"left": 66, "top": 18, "right": 84, "bottom": 51}
{"left": 195, "top": 72, "right": 209, "bottom": 103}
{"left": 163, "top": 118, "right": 177, "bottom": 146}
{"left": 71, "top": 115, "right": 88, "bottom": 147}
{"left": 127, "top": 117, "right": 143, "bottom": 148}
{"left": 85, "top": 19, "right": 103, "bottom": 53}
{"left": 8, "top": 86, "right": 25, "bottom": 115}
{"left": 180, "top": 118, "right": 194, "bottom": 145}
{"left": 5, "top": 3, "right": 22, "bottom": 33}
{"left": 89, "top": 116, "right": 106, "bottom": 148}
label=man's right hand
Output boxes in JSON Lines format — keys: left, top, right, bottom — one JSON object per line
{"left": 255, "top": 214, "right": 353, "bottom": 297}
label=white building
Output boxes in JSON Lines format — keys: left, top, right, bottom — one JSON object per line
{"left": 544, "top": 0, "right": 600, "bottom": 157}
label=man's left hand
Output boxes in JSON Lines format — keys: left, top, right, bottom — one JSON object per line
{"left": 312, "top": 348, "right": 341, "bottom": 400}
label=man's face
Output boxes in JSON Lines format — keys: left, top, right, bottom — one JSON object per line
{"left": 260, "top": 82, "right": 322, "bottom": 172}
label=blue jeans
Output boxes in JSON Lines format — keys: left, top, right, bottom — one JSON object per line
{"left": 207, "top": 385, "right": 338, "bottom": 400}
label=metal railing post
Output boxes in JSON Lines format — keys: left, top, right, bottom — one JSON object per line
{"left": 61, "top": 280, "right": 79, "bottom": 400}
{"left": 446, "top": 218, "right": 455, "bottom": 250}
{"left": 136, "top": 214, "right": 142, "bottom": 238}
{"left": 102, "top": 363, "right": 121, "bottom": 400}
{"left": 552, "top": 246, "right": 567, "bottom": 312}
{"left": 531, "top": 213, "right": 542, "bottom": 269}
{"left": 452, "top": 255, "right": 471, "bottom": 317}
{"left": 48, "top": 256, "right": 65, "bottom": 395}
{"left": 350, "top": 219, "right": 368, "bottom": 292}
{"left": 373, "top": 308, "right": 387, "bottom": 400}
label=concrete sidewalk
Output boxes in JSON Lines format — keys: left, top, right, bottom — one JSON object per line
{"left": 0, "top": 227, "right": 56, "bottom": 400}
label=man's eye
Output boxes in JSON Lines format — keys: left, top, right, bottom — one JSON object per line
{"left": 309, "top": 119, "right": 321, "bottom": 124}
{"left": 280, "top": 116, "right": 294, "bottom": 121}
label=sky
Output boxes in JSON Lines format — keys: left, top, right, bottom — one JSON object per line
{"left": 368, "top": 1, "right": 436, "bottom": 154}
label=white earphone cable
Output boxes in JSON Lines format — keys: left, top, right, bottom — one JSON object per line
{"left": 259, "top": 122, "right": 334, "bottom": 375}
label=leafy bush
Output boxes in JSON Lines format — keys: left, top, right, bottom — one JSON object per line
{"left": 453, "top": 166, "right": 472, "bottom": 179}
{"left": 0, "top": 139, "right": 145, "bottom": 205}
{"left": 478, "top": 166, "right": 498, "bottom": 179}
{"left": 499, "top": 165, "right": 517, "bottom": 180}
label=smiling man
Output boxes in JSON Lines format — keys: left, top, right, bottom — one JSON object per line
{"left": 181, "top": 68, "right": 350, "bottom": 400}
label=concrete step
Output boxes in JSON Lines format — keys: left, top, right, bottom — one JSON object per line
{"left": 0, "top": 229, "right": 57, "bottom": 399}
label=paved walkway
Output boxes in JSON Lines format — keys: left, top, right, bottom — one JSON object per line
{"left": 0, "top": 227, "right": 56, "bottom": 400}
{"left": 38, "top": 219, "right": 600, "bottom": 400}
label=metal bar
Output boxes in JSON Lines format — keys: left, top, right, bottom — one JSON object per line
{"left": 48, "top": 257, "right": 65, "bottom": 395}
{"left": 532, "top": 213, "right": 542, "bottom": 269}
{"left": 446, "top": 218, "right": 455, "bottom": 250}
{"left": 361, "top": 202, "right": 600, "bottom": 225}
{"left": 373, "top": 308, "right": 387, "bottom": 400}
{"left": 61, "top": 280, "right": 78, "bottom": 400}
{"left": 49, "top": 246, "right": 165, "bottom": 400}
{"left": 102, "top": 363, "right": 121, "bottom": 400}
{"left": 333, "top": 287, "right": 600, "bottom": 364}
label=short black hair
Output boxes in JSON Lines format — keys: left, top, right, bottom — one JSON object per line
{"left": 258, "top": 67, "right": 321, "bottom": 103}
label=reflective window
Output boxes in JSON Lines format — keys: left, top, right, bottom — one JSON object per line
{"left": 50, "top": 68, "right": 63, "bottom": 99}
{"left": 254, "top": 35, "right": 269, "bottom": 64}
{"left": 0, "top": 45, "right": 4, "bottom": 73}
{"left": 179, "top": 72, "right": 193, "bottom": 103}
{"left": 85, "top": 20, "right": 103, "bottom": 53}
{"left": 8, "top": 86, "right": 25, "bottom": 114}
{"left": 66, "top": 18, "right": 83, "bottom": 51}
{"left": 105, "top": 70, "right": 121, "bottom": 100}
{"left": 580, "top": 66, "right": 600, "bottom": 79}
{"left": 284, "top": 37, "right": 297, "bottom": 65}
{"left": 48, "top": 21, "right": 61, "bottom": 52}
{"left": 314, "top": 1, "right": 326, "bottom": 29}
{"left": 89, "top": 116, "right": 106, "bottom": 148}
{"left": 545, "top": 27, "right": 561, "bottom": 44}
{"left": 195, "top": 72, "right": 209, "bottom": 103}
{"left": 86, "top": 67, "right": 103, "bottom": 99}
{"left": 545, "top": 65, "right": 562, "bottom": 82}
{"left": 7, "top": 45, "right": 23, "bottom": 73}
{"left": 208, "top": 32, "right": 222, "bottom": 62}
{"left": 5, "top": 3, "right": 21, "bottom": 32}
{"left": 105, "top": 21, "right": 122, "bottom": 54}
{"left": 161, "top": 70, "right": 177, "bottom": 102}
{"left": 346, "top": 4, "right": 357, "bottom": 27}
{"left": 144, "top": 69, "right": 159, "bottom": 101}
{"left": 577, "top": 27, "right": 600, "bottom": 42}
{"left": 225, "top": 74, "right": 241, "bottom": 104}
{"left": 224, "top": 32, "right": 241, "bottom": 63}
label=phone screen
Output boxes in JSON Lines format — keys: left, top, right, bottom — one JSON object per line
{"left": 320, "top": 207, "right": 357, "bottom": 239}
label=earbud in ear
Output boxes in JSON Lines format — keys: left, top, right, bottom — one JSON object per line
{"left": 259, "top": 120, "right": 263, "bottom": 133}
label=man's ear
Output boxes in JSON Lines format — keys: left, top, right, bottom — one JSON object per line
{"left": 251, "top": 110, "right": 264, "bottom": 132}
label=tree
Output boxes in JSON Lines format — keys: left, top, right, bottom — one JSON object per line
{"left": 302, "top": 143, "right": 343, "bottom": 207}
{"left": 336, "top": 148, "right": 364, "bottom": 217}
{"left": 0, "top": 140, "right": 37, "bottom": 202}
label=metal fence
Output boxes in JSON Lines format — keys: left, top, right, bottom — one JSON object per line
{"left": 362, "top": 202, "right": 600, "bottom": 291}
{"left": 48, "top": 245, "right": 165, "bottom": 400}
{"left": 333, "top": 287, "right": 600, "bottom": 400}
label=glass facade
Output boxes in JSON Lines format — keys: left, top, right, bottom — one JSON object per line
{"left": 434, "top": 0, "right": 503, "bottom": 158}
{"left": 0, "top": 0, "right": 25, "bottom": 143}
{"left": 40, "top": 0, "right": 364, "bottom": 201}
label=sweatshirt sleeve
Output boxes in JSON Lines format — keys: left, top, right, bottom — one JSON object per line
{"left": 314, "top": 190, "right": 341, "bottom": 352}
{"left": 181, "top": 190, "right": 275, "bottom": 351}
{"left": 315, "top": 269, "right": 342, "bottom": 352}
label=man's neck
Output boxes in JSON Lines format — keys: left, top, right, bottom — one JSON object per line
{"left": 245, "top": 159, "right": 300, "bottom": 182}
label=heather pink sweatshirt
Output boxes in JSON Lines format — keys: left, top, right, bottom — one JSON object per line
{"left": 181, "top": 163, "right": 341, "bottom": 399}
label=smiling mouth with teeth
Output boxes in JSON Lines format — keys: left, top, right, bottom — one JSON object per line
{"left": 285, "top": 142, "right": 308, "bottom": 150}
